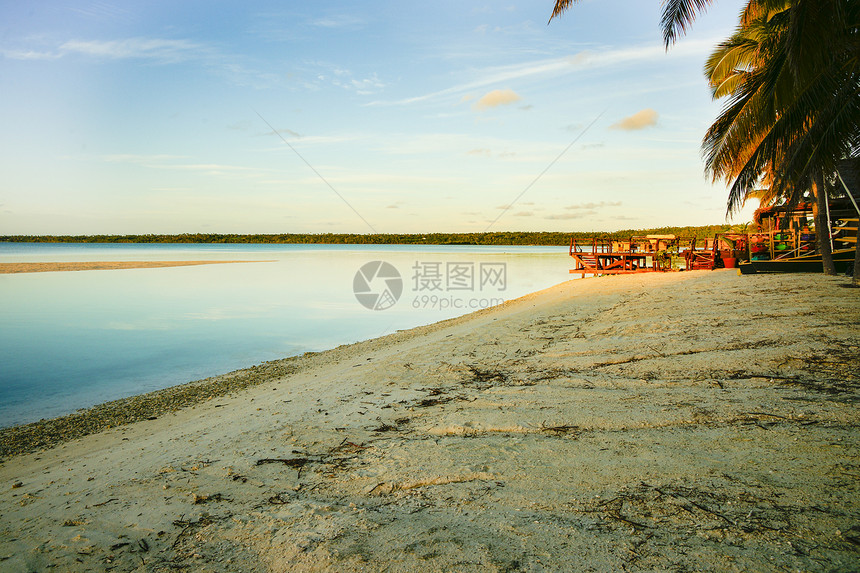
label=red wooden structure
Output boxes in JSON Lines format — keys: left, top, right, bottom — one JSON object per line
{"left": 683, "top": 238, "right": 718, "bottom": 270}
{"left": 569, "top": 237, "right": 674, "bottom": 275}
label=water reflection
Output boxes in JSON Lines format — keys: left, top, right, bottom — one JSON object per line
{"left": 0, "top": 244, "right": 571, "bottom": 426}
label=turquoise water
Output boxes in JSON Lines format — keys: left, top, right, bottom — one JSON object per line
{"left": 0, "top": 243, "right": 573, "bottom": 427}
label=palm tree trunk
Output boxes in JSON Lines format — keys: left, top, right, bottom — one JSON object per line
{"left": 813, "top": 172, "right": 837, "bottom": 275}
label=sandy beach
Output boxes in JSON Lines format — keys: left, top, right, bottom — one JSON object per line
{"left": 1, "top": 269, "right": 858, "bottom": 572}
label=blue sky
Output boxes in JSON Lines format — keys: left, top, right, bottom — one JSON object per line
{"left": 0, "top": 0, "right": 755, "bottom": 235}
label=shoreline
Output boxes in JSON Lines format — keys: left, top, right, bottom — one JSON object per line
{"left": 1, "top": 270, "right": 858, "bottom": 571}
{"left": 0, "top": 306, "right": 497, "bottom": 460}
{"left": 0, "top": 287, "right": 519, "bottom": 460}
{"left": 0, "top": 260, "right": 273, "bottom": 274}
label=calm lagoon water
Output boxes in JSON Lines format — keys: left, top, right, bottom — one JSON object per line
{"left": 0, "top": 243, "right": 574, "bottom": 427}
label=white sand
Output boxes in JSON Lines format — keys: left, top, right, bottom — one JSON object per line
{"left": 1, "top": 270, "right": 858, "bottom": 572}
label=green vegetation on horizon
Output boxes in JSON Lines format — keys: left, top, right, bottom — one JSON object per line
{"left": 1, "top": 225, "right": 743, "bottom": 245}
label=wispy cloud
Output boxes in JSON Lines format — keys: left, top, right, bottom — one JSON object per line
{"left": 310, "top": 14, "right": 365, "bottom": 29}
{"left": 64, "top": 37, "right": 202, "bottom": 61}
{"left": 255, "top": 131, "right": 364, "bottom": 147}
{"left": 545, "top": 200, "right": 622, "bottom": 219}
{"left": 103, "top": 153, "right": 187, "bottom": 164}
{"left": 368, "top": 56, "right": 579, "bottom": 106}
{"left": 545, "top": 211, "right": 597, "bottom": 220}
{"left": 334, "top": 72, "right": 384, "bottom": 95}
{"left": 170, "top": 163, "right": 259, "bottom": 173}
{"left": 367, "top": 38, "right": 718, "bottom": 108}
{"left": 1, "top": 48, "right": 61, "bottom": 60}
{"left": 564, "top": 201, "right": 622, "bottom": 209}
{"left": 102, "top": 154, "right": 263, "bottom": 175}
{"left": 308, "top": 61, "right": 385, "bottom": 95}
{"left": 3, "top": 37, "right": 205, "bottom": 63}
{"left": 255, "top": 127, "right": 303, "bottom": 139}
{"left": 68, "top": 2, "right": 135, "bottom": 22}
{"left": 2, "top": 36, "right": 287, "bottom": 93}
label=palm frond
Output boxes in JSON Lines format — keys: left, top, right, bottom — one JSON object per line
{"left": 712, "top": 74, "right": 746, "bottom": 99}
{"left": 705, "top": 34, "right": 759, "bottom": 92}
{"left": 741, "top": 0, "right": 790, "bottom": 26}
{"left": 785, "top": 0, "right": 846, "bottom": 80}
{"left": 661, "top": 0, "right": 715, "bottom": 47}
{"left": 702, "top": 1, "right": 859, "bottom": 216}
{"left": 548, "top": 0, "right": 581, "bottom": 23}
{"left": 774, "top": 73, "right": 860, "bottom": 197}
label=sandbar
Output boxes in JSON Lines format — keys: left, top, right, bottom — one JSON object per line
{"left": 0, "top": 261, "right": 272, "bottom": 274}
{"left": 0, "top": 270, "right": 858, "bottom": 571}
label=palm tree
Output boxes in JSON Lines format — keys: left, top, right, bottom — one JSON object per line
{"left": 702, "top": 1, "right": 858, "bottom": 274}
{"left": 768, "top": 0, "right": 860, "bottom": 206}
{"left": 702, "top": 5, "right": 831, "bottom": 272}
{"left": 552, "top": 0, "right": 859, "bottom": 275}
{"left": 550, "top": 0, "right": 717, "bottom": 48}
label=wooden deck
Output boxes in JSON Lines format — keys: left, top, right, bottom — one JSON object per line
{"left": 569, "top": 235, "right": 730, "bottom": 275}
{"left": 569, "top": 237, "right": 674, "bottom": 275}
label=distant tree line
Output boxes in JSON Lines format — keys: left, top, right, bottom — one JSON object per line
{"left": 0, "top": 225, "right": 742, "bottom": 246}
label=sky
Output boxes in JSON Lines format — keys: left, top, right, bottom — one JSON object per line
{"left": 0, "top": 0, "right": 757, "bottom": 235}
